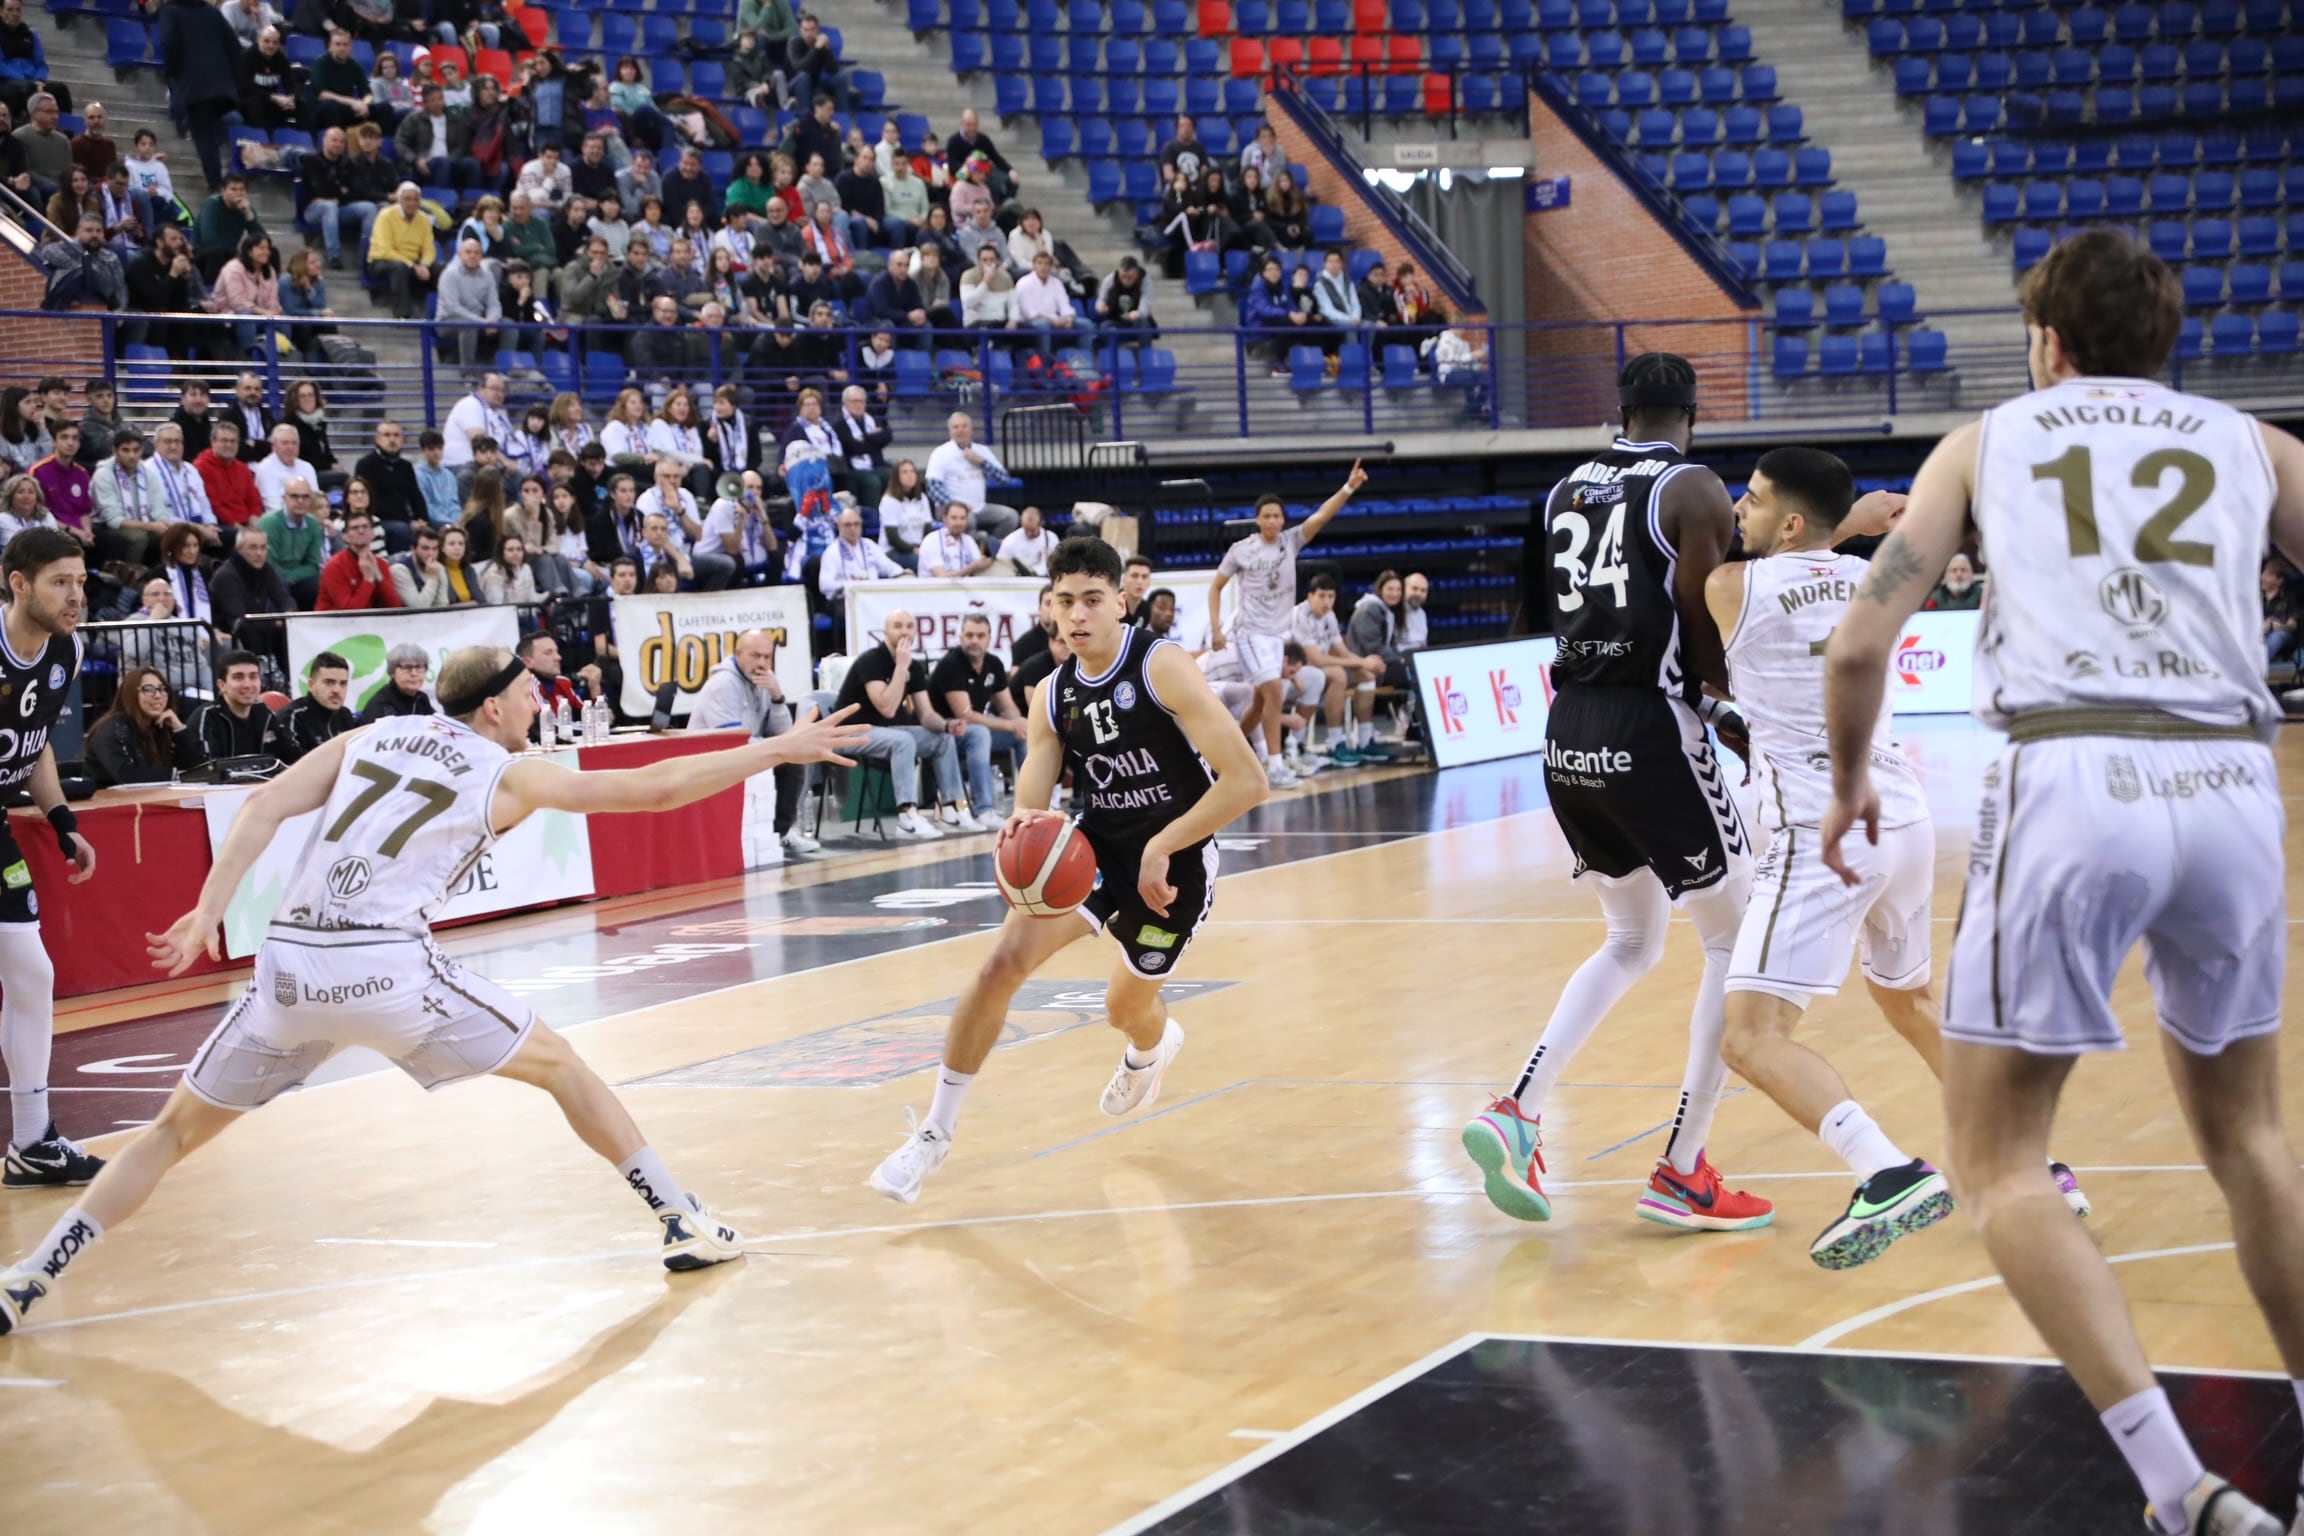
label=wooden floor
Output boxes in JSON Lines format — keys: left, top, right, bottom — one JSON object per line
{"left": 3, "top": 727, "right": 2300, "bottom": 1535}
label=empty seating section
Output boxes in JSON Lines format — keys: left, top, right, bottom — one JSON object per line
{"left": 1893, "top": 0, "right": 2302, "bottom": 359}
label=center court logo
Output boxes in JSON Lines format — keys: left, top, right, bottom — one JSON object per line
{"left": 1435, "top": 676, "right": 1471, "bottom": 735}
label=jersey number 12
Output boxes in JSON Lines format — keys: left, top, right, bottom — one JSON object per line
{"left": 1552, "top": 503, "right": 1630, "bottom": 612}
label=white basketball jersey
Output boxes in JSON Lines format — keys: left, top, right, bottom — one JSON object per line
{"left": 1971, "top": 377, "right": 2279, "bottom": 733}
{"left": 272, "top": 715, "right": 517, "bottom": 937}
{"left": 1725, "top": 550, "right": 1929, "bottom": 833}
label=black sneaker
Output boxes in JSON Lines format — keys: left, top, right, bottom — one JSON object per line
{"left": 0, "top": 1266, "right": 44, "bottom": 1335}
{"left": 4, "top": 1125, "right": 105, "bottom": 1188}
{"left": 1809, "top": 1158, "right": 1953, "bottom": 1271}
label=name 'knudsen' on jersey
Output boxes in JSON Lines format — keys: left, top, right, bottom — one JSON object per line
{"left": 1545, "top": 437, "right": 1708, "bottom": 700}
{"left": 1972, "top": 376, "right": 2280, "bottom": 735}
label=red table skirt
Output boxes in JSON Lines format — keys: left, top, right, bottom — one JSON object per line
{"left": 24, "top": 733, "right": 749, "bottom": 999}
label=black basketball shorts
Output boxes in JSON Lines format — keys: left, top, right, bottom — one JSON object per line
{"left": 1542, "top": 685, "right": 1750, "bottom": 900}
{"left": 1079, "top": 837, "right": 1219, "bottom": 979}
{"left": 0, "top": 826, "right": 39, "bottom": 925}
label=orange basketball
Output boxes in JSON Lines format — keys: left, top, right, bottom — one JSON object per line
{"left": 997, "top": 817, "right": 1098, "bottom": 916}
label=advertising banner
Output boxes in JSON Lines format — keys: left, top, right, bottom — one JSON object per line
{"left": 845, "top": 570, "right": 1221, "bottom": 659}
{"left": 285, "top": 608, "right": 519, "bottom": 713}
{"left": 201, "top": 750, "right": 597, "bottom": 959}
{"left": 610, "top": 588, "right": 815, "bottom": 718}
{"left": 1888, "top": 610, "right": 1979, "bottom": 716}
{"left": 1413, "top": 637, "right": 1558, "bottom": 769}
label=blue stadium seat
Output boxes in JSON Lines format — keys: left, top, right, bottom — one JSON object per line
{"left": 1309, "top": 205, "right": 1346, "bottom": 244}
{"left": 1907, "top": 328, "right": 1949, "bottom": 371}
{"left": 2193, "top": 170, "right": 2234, "bottom": 211}
{"left": 2230, "top": 263, "right": 2272, "bottom": 303}
{"left": 2013, "top": 227, "right": 2053, "bottom": 268}
{"left": 1290, "top": 346, "right": 1328, "bottom": 390}
{"left": 2100, "top": 42, "right": 2139, "bottom": 79}
{"left": 2147, "top": 172, "right": 2189, "bottom": 212}
{"left": 2066, "top": 179, "right": 2106, "bottom": 217}
{"left": 1879, "top": 281, "right": 1918, "bottom": 324}
{"left": 1824, "top": 283, "right": 1866, "bottom": 326}
{"left": 1743, "top": 65, "right": 1778, "bottom": 100}
{"left": 1764, "top": 239, "right": 1804, "bottom": 279}
{"left": 2105, "top": 174, "right": 2146, "bottom": 214}
{"left": 1808, "top": 238, "right": 1848, "bottom": 277}
{"left": 1818, "top": 333, "right": 1859, "bottom": 374}
{"left": 2193, "top": 217, "right": 2233, "bottom": 258}
{"left": 2210, "top": 312, "right": 2254, "bottom": 354}
{"left": 2181, "top": 265, "right": 2223, "bottom": 304}
{"left": 1683, "top": 107, "right": 1721, "bottom": 144}
{"left": 1923, "top": 96, "right": 1961, "bottom": 134}
{"left": 1754, "top": 149, "right": 1791, "bottom": 188}
{"left": 1774, "top": 192, "right": 1814, "bottom": 232}
{"left": 1185, "top": 249, "right": 1221, "bottom": 294}
{"left": 1381, "top": 344, "right": 1423, "bottom": 386}
{"left": 1723, "top": 106, "right": 1761, "bottom": 145}
{"left": 2023, "top": 181, "right": 2063, "bottom": 220}
{"left": 1982, "top": 183, "right": 2022, "bottom": 222}
{"left": 1848, "top": 235, "right": 1888, "bottom": 276}
{"left": 1715, "top": 150, "right": 1753, "bottom": 186}
{"left": 1728, "top": 192, "right": 1768, "bottom": 234}
{"left": 1673, "top": 153, "right": 1711, "bottom": 191}
{"left": 2260, "top": 311, "right": 2301, "bottom": 354}
{"left": 1963, "top": 94, "right": 2000, "bottom": 131}
{"left": 2148, "top": 221, "right": 2190, "bottom": 260}
{"left": 2178, "top": 316, "right": 2205, "bottom": 359}
{"left": 1859, "top": 332, "right": 1893, "bottom": 374}
{"left": 1700, "top": 66, "right": 1738, "bottom": 102}
{"left": 1659, "top": 67, "right": 1698, "bottom": 102}
{"left": 1820, "top": 190, "right": 1859, "bottom": 230}
{"left": 2239, "top": 215, "right": 2280, "bottom": 257}
{"left": 1936, "top": 52, "right": 1973, "bottom": 90}
{"left": 1775, "top": 287, "right": 1816, "bottom": 328}
{"left": 1773, "top": 333, "right": 1809, "bottom": 376}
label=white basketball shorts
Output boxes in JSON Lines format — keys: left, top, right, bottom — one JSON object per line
{"left": 1727, "top": 818, "right": 1935, "bottom": 1009}
{"left": 1944, "top": 735, "right": 2284, "bottom": 1056}
{"left": 185, "top": 928, "right": 537, "bottom": 1111}
{"left": 1235, "top": 631, "right": 1286, "bottom": 687}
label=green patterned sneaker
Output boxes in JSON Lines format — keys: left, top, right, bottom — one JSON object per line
{"left": 1811, "top": 1159, "right": 1954, "bottom": 1271}
{"left": 1461, "top": 1096, "right": 1551, "bottom": 1222}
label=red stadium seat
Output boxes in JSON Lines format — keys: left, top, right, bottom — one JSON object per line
{"left": 1349, "top": 31, "right": 1385, "bottom": 67}
{"left": 1267, "top": 34, "right": 1304, "bottom": 66}
{"left": 473, "top": 46, "right": 514, "bottom": 86}
{"left": 1354, "top": 0, "right": 1387, "bottom": 28}
{"left": 1388, "top": 32, "right": 1422, "bottom": 69}
{"left": 1231, "top": 35, "right": 1265, "bottom": 72}
{"left": 1422, "top": 70, "right": 1454, "bottom": 111}
{"left": 1307, "top": 34, "right": 1344, "bottom": 69}
{"left": 511, "top": 6, "right": 548, "bottom": 47}
{"left": 1198, "top": 0, "right": 1234, "bottom": 34}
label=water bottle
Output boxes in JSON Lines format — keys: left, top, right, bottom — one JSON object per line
{"left": 537, "top": 703, "right": 556, "bottom": 749}
{"left": 556, "top": 696, "right": 573, "bottom": 745}
{"left": 585, "top": 697, "right": 604, "bottom": 745}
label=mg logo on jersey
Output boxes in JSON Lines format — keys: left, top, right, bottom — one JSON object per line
{"left": 326, "top": 856, "right": 373, "bottom": 900}
{"left": 1893, "top": 635, "right": 1946, "bottom": 687}
{"left": 2099, "top": 568, "right": 2169, "bottom": 632}
{"left": 1488, "top": 671, "right": 1523, "bottom": 730}
{"left": 1435, "top": 677, "right": 1470, "bottom": 735}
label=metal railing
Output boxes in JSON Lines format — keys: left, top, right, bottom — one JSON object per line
{"left": 79, "top": 618, "right": 217, "bottom": 722}
{"left": 8, "top": 307, "right": 2301, "bottom": 449}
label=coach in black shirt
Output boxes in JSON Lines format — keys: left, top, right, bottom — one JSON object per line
{"left": 929, "top": 612, "right": 1026, "bottom": 820}
{"left": 351, "top": 418, "right": 422, "bottom": 547}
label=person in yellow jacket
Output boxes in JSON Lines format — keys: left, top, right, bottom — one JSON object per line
{"left": 365, "top": 181, "right": 437, "bottom": 320}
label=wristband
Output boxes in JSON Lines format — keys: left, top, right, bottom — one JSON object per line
{"left": 1695, "top": 696, "right": 1733, "bottom": 725}
{"left": 46, "top": 804, "right": 78, "bottom": 860}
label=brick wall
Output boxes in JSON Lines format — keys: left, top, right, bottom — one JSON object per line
{"left": 1521, "top": 87, "right": 1756, "bottom": 428}
{"left": 1264, "top": 106, "right": 1482, "bottom": 322}
{"left": 0, "top": 247, "right": 109, "bottom": 393}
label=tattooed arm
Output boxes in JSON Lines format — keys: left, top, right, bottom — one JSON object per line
{"left": 1819, "top": 420, "right": 1976, "bottom": 883}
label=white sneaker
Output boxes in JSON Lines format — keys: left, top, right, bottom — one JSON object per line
{"left": 944, "top": 806, "right": 992, "bottom": 833}
{"left": 659, "top": 1197, "right": 744, "bottom": 1272}
{"left": 0, "top": 1263, "right": 46, "bottom": 1336}
{"left": 894, "top": 807, "right": 944, "bottom": 839}
{"left": 868, "top": 1110, "right": 951, "bottom": 1204}
{"left": 781, "top": 828, "right": 821, "bottom": 856}
{"left": 2148, "top": 1475, "right": 2286, "bottom": 1535}
{"left": 1285, "top": 752, "right": 1325, "bottom": 777}
{"left": 1099, "top": 1018, "right": 1185, "bottom": 1117}
{"left": 1265, "top": 762, "right": 1300, "bottom": 790}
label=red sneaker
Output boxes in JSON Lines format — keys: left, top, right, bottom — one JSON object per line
{"left": 1635, "top": 1156, "right": 1774, "bottom": 1232}
{"left": 1461, "top": 1096, "right": 1551, "bottom": 1222}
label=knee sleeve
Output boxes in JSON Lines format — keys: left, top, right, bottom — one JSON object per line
{"left": 1595, "top": 873, "right": 1672, "bottom": 974}
{"left": 1682, "top": 867, "right": 1751, "bottom": 960}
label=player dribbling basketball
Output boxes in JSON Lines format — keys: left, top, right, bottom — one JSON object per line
{"left": 869, "top": 538, "right": 1268, "bottom": 1204}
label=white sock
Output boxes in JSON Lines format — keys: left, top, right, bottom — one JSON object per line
{"left": 2101, "top": 1386, "right": 2204, "bottom": 1534}
{"left": 1512, "top": 876, "right": 1670, "bottom": 1116}
{"left": 926, "top": 1067, "right": 974, "bottom": 1137}
{"left": 1665, "top": 876, "right": 1745, "bottom": 1176}
{"left": 21, "top": 1206, "right": 100, "bottom": 1288}
{"left": 1354, "top": 721, "right": 1373, "bottom": 747}
{"left": 1819, "top": 1100, "right": 1909, "bottom": 1182}
{"left": 617, "top": 1146, "right": 691, "bottom": 1217}
{"left": 9, "top": 1089, "right": 46, "bottom": 1151}
{"left": 1122, "top": 1026, "right": 1169, "bottom": 1070}
{"left": 0, "top": 926, "right": 57, "bottom": 1150}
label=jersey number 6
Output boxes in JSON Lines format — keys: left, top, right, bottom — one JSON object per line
{"left": 1552, "top": 503, "right": 1631, "bottom": 612}
{"left": 323, "top": 760, "right": 460, "bottom": 857}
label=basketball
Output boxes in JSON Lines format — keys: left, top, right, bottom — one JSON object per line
{"left": 996, "top": 817, "right": 1098, "bottom": 916}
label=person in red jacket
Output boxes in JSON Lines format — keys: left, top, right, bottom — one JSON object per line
{"left": 313, "top": 508, "right": 402, "bottom": 611}
{"left": 193, "top": 417, "right": 262, "bottom": 528}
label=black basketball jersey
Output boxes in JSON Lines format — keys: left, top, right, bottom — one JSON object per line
{"left": 1047, "top": 627, "right": 1214, "bottom": 857}
{"left": 1543, "top": 437, "right": 1703, "bottom": 699}
{"left": 0, "top": 628, "right": 80, "bottom": 792}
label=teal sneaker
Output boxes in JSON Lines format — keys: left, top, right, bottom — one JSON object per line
{"left": 1461, "top": 1096, "right": 1551, "bottom": 1222}
{"left": 1810, "top": 1159, "right": 1953, "bottom": 1271}
{"left": 1327, "top": 743, "right": 1364, "bottom": 768}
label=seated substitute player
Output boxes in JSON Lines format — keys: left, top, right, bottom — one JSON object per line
{"left": 0, "top": 529, "right": 103, "bottom": 1190}
{"left": 0, "top": 650, "right": 870, "bottom": 1333}
{"left": 1288, "top": 572, "right": 1380, "bottom": 767}
{"left": 1706, "top": 447, "right": 2090, "bottom": 1272}
{"left": 869, "top": 537, "right": 1268, "bottom": 1203}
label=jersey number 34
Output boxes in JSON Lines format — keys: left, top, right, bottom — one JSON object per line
{"left": 1552, "top": 502, "right": 1631, "bottom": 612}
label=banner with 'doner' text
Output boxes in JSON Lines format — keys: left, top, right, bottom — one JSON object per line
{"left": 610, "top": 588, "right": 815, "bottom": 718}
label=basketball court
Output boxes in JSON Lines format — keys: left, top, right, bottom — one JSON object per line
{"left": 1, "top": 727, "right": 2298, "bottom": 1534}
